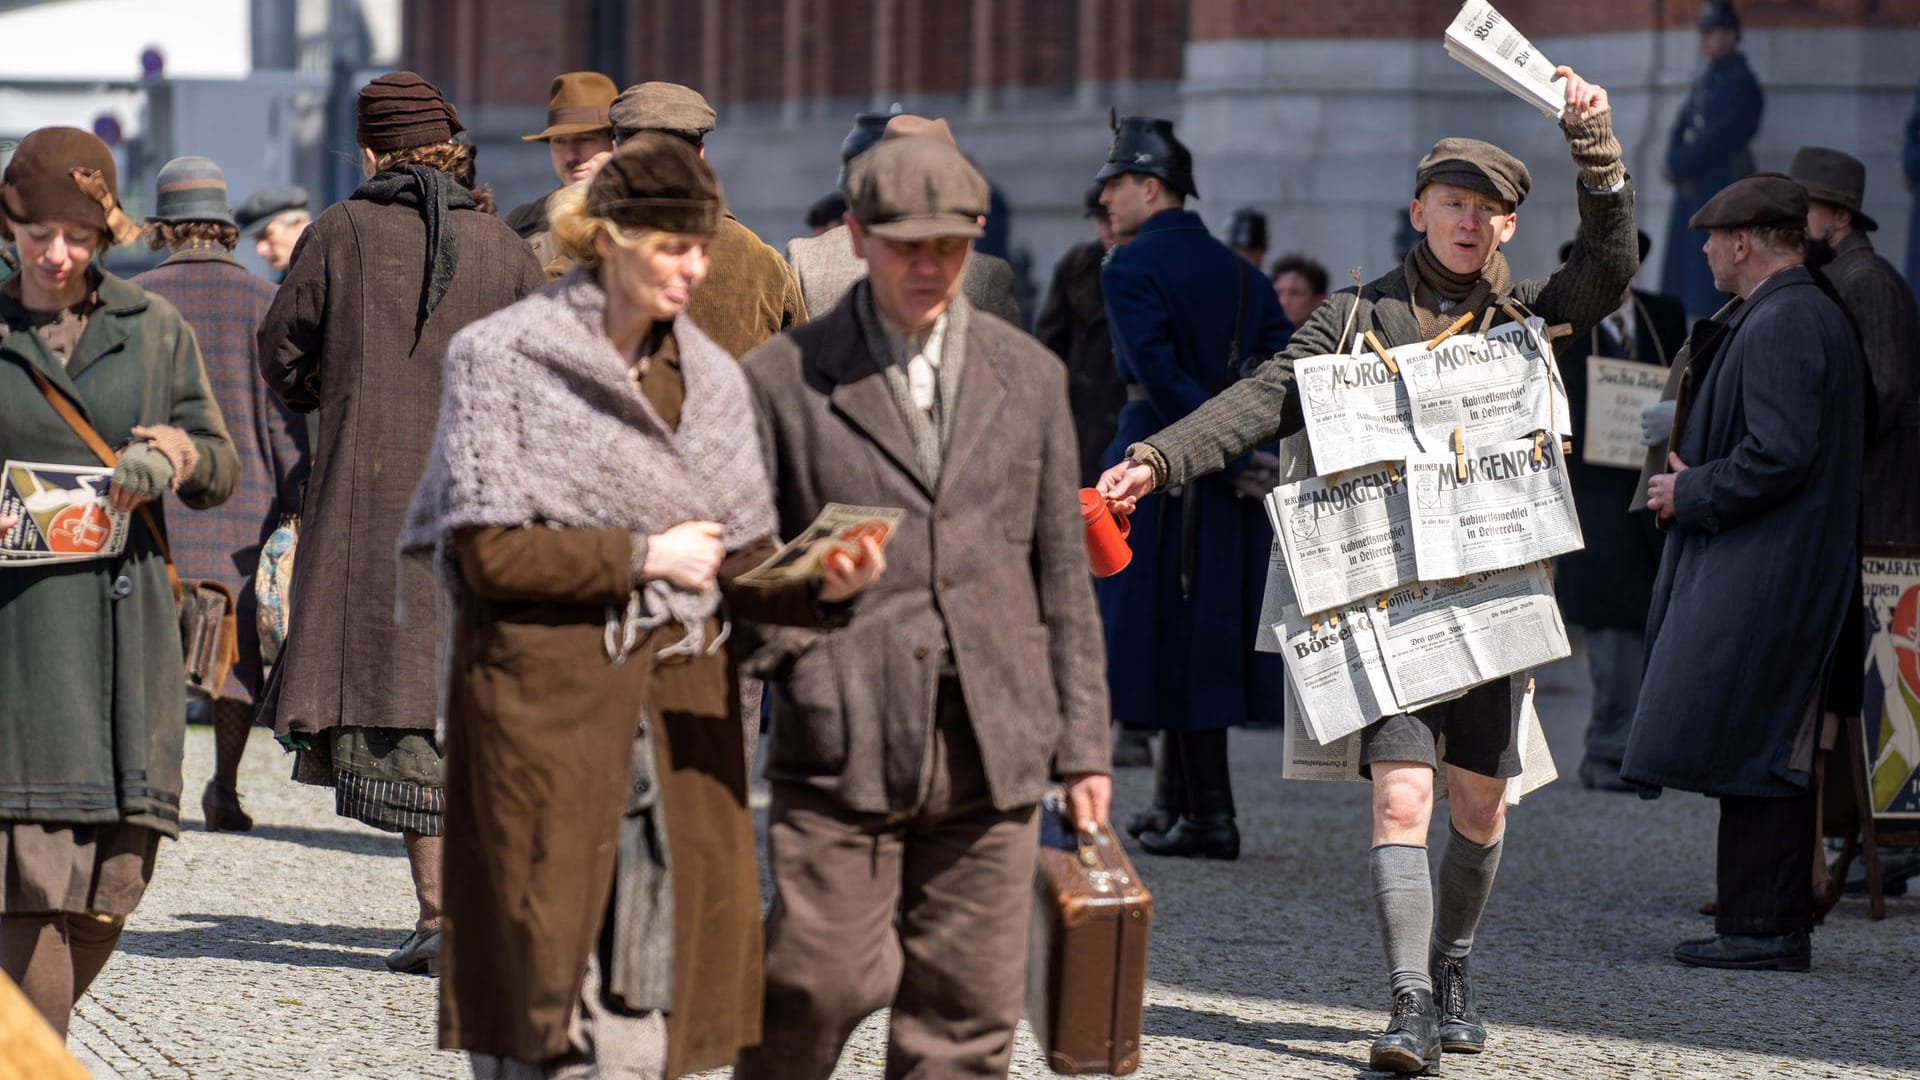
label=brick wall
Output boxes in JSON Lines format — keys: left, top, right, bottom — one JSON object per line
{"left": 1188, "top": 0, "right": 1919, "bottom": 39}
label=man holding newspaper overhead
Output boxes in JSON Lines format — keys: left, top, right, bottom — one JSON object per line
{"left": 1099, "top": 51, "right": 1636, "bottom": 1073}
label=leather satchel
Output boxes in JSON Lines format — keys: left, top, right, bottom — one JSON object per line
{"left": 28, "top": 367, "right": 238, "bottom": 698}
{"left": 1025, "top": 790, "right": 1153, "bottom": 1075}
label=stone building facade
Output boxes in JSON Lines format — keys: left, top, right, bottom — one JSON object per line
{"left": 405, "top": 0, "right": 1920, "bottom": 314}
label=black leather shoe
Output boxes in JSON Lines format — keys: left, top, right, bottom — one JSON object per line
{"left": 1429, "top": 952, "right": 1485, "bottom": 1053}
{"left": 1111, "top": 727, "right": 1153, "bottom": 768}
{"left": 1577, "top": 756, "right": 1634, "bottom": 793}
{"left": 1123, "top": 804, "right": 1178, "bottom": 839}
{"left": 1672, "top": 930, "right": 1810, "bottom": 971}
{"left": 385, "top": 927, "right": 442, "bottom": 975}
{"left": 1137, "top": 814, "right": 1240, "bottom": 860}
{"left": 1369, "top": 989, "right": 1442, "bottom": 1074}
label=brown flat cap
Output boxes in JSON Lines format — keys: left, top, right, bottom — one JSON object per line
{"left": 587, "top": 131, "right": 723, "bottom": 236}
{"left": 524, "top": 71, "right": 616, "bottom": 142}
{"left": 1416, "top": 137, "right": 1531, "bottom": 208}
{"left": 882, "top": 115, "right": 956, "bottom": 146}
{"left": 357, "top": 71, "right": 463, "bottom": 152}
{"left": 1788, "top": 146, "right": 1877, "bottom": 232}
{"left": 0, "top": 126, "right": 141, "bottom": 245}
{"left": 1689, "top": 173, "right": 1806, "bottom": 231}
{"left": 610, "top": 82, "right": 717, "bottom": 143}
{"left": 847, "top": 136, "right": 987, "bottom": 242}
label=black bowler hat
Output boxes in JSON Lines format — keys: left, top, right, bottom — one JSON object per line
{"left": 1788, "top": 147, "right": 1878, "bottom": 232}
{"left": 1094, "top": 114, "right": 1198, "bottom": 199}
{"left": 1227, "top": 207, "right": 1268, "bottom": 251}
{"left": 1698, "top": 1, "right": 1740, "bottom": 32}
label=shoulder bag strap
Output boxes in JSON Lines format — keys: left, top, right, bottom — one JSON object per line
{"left": 24, "top": 365, "right": 181, "bottom": 602}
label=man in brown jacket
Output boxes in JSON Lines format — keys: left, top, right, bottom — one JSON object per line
{"left": 609, "top": 81, "right": 805, "bottom": 357}
{"left": 734, "top": 134, "right": 1111, "bottom": 1079}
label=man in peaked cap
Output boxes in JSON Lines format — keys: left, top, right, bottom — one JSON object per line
{"left": 785, "top": 112, "right": 1022, "bottom": 325}
{"left": 235, "top": 184, "right": 310, "bottom": 277}
{"left": 1098, "top": 68, "right": 1635, "bottom": 1072}
{"left": 1661, "top": 0, "right": 1765, "bottom": 318}
{"left": 1625, "top": 175, "right": 1865, "bottom": 973}
{"left": 734, "top": 132, "right": 1109, "bottom": 1080}
{"left": 503, "top": 71, "right": 617, "bottom": 265}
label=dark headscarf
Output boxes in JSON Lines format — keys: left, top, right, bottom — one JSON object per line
{"left": 351, "top": 163, "right": 475, "bottom": 328}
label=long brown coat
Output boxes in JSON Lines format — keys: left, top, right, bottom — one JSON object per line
{"left": 256, "top": 197, "right": 543, "bottom": 736}
{"left": 440, "top": 525, "right": 828, "bottom": 1074}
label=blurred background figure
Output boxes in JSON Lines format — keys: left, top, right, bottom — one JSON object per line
{"left": 803, "top": 191, "right": 847, "bottom": 236}
{"left": 1662, "top": 0, "right": 1764, "bottom": 318}
{"left": 133, "top": 155, "right": 310, "bottom": 831}
{"left": 1035, "top": 182, "right": 1124, "bottom": 490}
{"left": 1225, "top": 207, "right": 1267, "bottom": 269}
{"left": 502, "top": 70, "right": 617, "bottom": 268}
{"left": 1268, "top": 253, "right": 1328, "bottom": 331}
{"left": 1906, "top": 83, "right": 1920, "bottom": 288}
{"left": 235, "top": 185, "right": 310, "bottom": 280}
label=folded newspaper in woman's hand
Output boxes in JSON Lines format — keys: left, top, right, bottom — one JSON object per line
{"left": 736, "top": 503, "right": 904, "bottom": 586}
{"left": 1444, "top": 0, "right": 1567, "bottom": 119}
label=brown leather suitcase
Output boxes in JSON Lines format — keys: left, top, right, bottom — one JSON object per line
{"left": 1025, "top": 790, "right": 1152, "bottom": 1075}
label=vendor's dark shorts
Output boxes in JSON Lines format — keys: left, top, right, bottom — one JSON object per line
{"left": 1359, "top": 675, "right": 1524, "bottom": 780}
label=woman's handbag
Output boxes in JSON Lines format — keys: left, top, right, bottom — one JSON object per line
{"left": 27, "top": 368, "right": 239, "bottom": 698}
{"left": 255, "top": 513, "right": 298, "bottom": 667}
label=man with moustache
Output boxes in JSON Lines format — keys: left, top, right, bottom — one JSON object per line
{"left": 1098, "top": 68, "right": 1633, "bottom": 1072}
{"left": 503, "top": 71, "right": 617, "bottom": 267}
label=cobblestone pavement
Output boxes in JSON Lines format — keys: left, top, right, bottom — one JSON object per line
{"left": 71, "top": 635, "right": 1919, "bottom": 1079}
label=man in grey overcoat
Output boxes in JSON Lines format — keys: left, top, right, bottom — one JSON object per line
{"left": 734, "top": 133, "right": 1110, "bottom": 1079}
{"left": 1626, "top": 175, "right": 1865, "bottom": 972}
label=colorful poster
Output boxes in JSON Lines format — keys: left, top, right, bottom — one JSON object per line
{"left": 1861, "top": 549, "right": 1920, "bottom": 819}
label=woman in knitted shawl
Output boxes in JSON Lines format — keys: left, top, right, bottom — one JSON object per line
{"left": 400, "top": 132, "right": 883, "bottom": 1080}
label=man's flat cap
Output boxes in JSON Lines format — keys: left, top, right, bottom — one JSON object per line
{"left": 1688, "top": 173, "right": 1806, "bottom": 231}
{"left": 881, "top": 114, "right": 955, "bottom": 146}
{"left": 847, "top": 136, "right": 987, "bottom": 242}
{"left": 1788, "top": 146, "right": 1877, "bottom": 232}
{"left": 610, "top": 82, "right": 717, "bottom": 143}
{"left": 236, "top": 185, "right": 310, "bottom": 236}
{"left": 1416, "top": 138, "right": 1531, "bottom": 208}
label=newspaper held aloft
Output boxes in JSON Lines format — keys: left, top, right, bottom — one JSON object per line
{"left": 735, "top": 502, "right": 905, "bottom": 586}
{"left": 1, "top": 460, "right": 129, "bottom": 566}
{"left": 1370, "top": 563, "right": 1571, "bottom": 708}
{"left": 1406, "top": 437, "right": 1583, "bottom": 581}
{"left": 1295, "top": 350, "right": 1421, "bottom": 474}
{"left": 1443, "top": 1, "right": 1567, "bottom": 120}
{"left": 1584, "top": 356, "right": 1669, "bottom": 469}
{"left": 1431, "top": 677, "right": 1559, "bottom": 804}
{"left": 1402, "top": 317, "right": 1570, "bottom": 452}
{"left": 1266, "top": 464, "right": 1418, "bottom": 615}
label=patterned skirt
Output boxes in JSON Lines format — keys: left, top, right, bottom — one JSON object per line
{"left": 293, "top": 726, "right": 446, "bottom": 836}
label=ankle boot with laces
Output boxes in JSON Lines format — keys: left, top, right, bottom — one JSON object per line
{"left": 1430, "top": 951, "right": 1486, "bottom": 1053}
{"left": 1369, "top": 988, "right": 1442, "bottom": 1074}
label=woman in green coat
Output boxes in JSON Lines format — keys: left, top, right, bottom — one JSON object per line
{"left": 0, "top": 127, "right": 238, "bottom": 1037}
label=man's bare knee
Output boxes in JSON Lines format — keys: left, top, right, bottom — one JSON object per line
{"left": 1371, "top": 764, "right": 1435, "bottom": 843}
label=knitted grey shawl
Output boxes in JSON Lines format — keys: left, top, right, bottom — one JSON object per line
{"left": 399, "top": 266, "right": 776, "bottom": 659}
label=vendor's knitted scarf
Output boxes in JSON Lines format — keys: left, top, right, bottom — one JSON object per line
{"left": 399, "top": 267, "right": 775, "bottom": 662}
{"left": 1403, "top": 240, "right": 1513, "bottom": 340}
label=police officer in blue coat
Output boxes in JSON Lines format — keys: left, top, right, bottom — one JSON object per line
{"left": 1094, "top": 115, "right": 1292, "bottom": 860}
{"left": 1661, "top": 0, "right": 1765, "bottom": 318}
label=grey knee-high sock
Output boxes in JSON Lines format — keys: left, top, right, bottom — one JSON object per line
{"left": 1432, "top": 824, "right": 1504, "bottom": 960}
{"left": 1370, "top": 844, "right": 1433, "bottom": 997}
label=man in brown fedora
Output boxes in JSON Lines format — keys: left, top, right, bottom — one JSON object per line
{"left": 503, "top": 71, "right": 617, "bottom": 264}
{"left": 608, "top": 80, "right": 805, "bottom": 358}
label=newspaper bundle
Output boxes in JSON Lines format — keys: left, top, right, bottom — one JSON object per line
{"left": 736, "top": 502, "right": 905, "bottom": 586}
{"left": 1406, "top": 437, "right": 1583, "bottom": 580}
{"left": 1277, "top": 602, "right": 1399, "bottom": 745}
{"left": 1443, "top": 1, "right": 1567, "bottom": 120}
{"left": 1, "top": 460, "right": 129, "bottom": 566}
{"left": 1265, "top": 463, "right": 1418, "bottom": 614}
{"left": 1583, "top": 356, "right": 1668, "bottom": 468}
{"left": 1295, "top": 351, "right": 1421, "bottom": 474}
{"left": 1369, "top": 563, "right": 1571, "bottom": 708}
{"left": 1402, "top": 317, "right": 1571, "bottom": 452}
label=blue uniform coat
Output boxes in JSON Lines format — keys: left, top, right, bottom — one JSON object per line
{"left": 1097, "top": 209, "right": 1291, "bottom": 730}
{"left": 1904, "top": 83, "right": 1920, "bottom": 296}
{"left": 1661, "top": 53, "right": 1764, "bottom": 318}
{"left": 1624, "top": 267, "right": 1864, "bottom": 797}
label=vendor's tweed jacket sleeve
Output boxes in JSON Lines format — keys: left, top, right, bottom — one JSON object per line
{"left": 1146, "top": 181, "right": 1638, "bottom": 488}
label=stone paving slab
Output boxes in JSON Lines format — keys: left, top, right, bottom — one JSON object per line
{"left": 70, "top": 638, "right": 1920, "bottom": 1078}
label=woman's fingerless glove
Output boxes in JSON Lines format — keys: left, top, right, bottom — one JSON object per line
{"left": 1562, "top": 108, "right": 1625, "bottom": 191}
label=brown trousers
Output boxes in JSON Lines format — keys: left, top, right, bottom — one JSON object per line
{"left": 736, "top": 680, "right": 1040, "bottom": 1080}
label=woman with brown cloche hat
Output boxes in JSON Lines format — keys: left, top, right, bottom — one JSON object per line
{"left": 254, "top": 71, "right": 544, "bottom": 980}
{"left": 0, "top": 126, "right": 240, "bottom": 1038}
{"left": 400, "top": 131, "right": 883, "bottom": 1079}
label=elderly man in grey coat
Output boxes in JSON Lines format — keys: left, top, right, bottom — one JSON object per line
{"left": 1625, "top": 175, "right": 1866, "bottom": 972}
{"left": 734, "top": 132, "right": 1110, "bottom": 1079}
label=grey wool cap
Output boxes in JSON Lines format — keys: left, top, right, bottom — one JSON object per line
{"left": 152, "top": 156, "right": 233, "bottom": 226}
{"left": 1415, "top": 137, "right": 1532, "bottom": 208}
{"left": 846, "top": 135, "right": 987, "bottom": 242}
{"left": 610, "top": 82, "right": 717, "bottom": 143}
{"left": 236, "top": 185, "right": 310, "bottom": 236}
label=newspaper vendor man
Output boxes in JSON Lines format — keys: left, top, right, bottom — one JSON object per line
{"left": 1099, "top": 68, "right": 1636, "bottom": 1074}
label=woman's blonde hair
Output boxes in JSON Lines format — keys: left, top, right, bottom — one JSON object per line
{"left": 546, "top": 182, "right": 679, "bottom": 269}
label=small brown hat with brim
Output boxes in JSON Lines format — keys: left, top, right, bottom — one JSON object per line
{"left": 1689, "top": 173, "right": 1807, "bottom": 231}
{"left": 1788, "top": 146, "right": 1877, "bottom": 232}
{"left": 357, "top": 71, "right": 464, "bottom": 153}
{"left": 523, "top": 72, "right": 617, "bottom": 142}
{"left": 610, "top": 82, "right": 718, "bottom": 144}
{"left": 847, "top": 135, "right": 987, "bottom": 242}
{"left": 1416, "top": 137, "right": 1532, "bottom": 208}
{"left": 0, "top": 126, "right": 142, "bottom": 245}
{"left": 587, "top": 131, "right": 723, "bottom": 236}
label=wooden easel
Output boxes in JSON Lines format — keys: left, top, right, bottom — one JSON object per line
{"left": 1821, "top": 714, "right": 1920, "bottom": 920}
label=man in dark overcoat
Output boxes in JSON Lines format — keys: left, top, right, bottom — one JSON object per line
{"left": 1034, "top": 183, "right": 1123, "bottom": 490}
{"left": 501, "top": 70, "right": 616, "bottom": 266}
{"left": 1625, "top": 175, "right": 1865, "bottom": 971}
{"left": 733, "top": 133, "right": 1110, "bottom": 1080}
{"left": 1553, "top": 231, "right": 1688, "bottom": 791}
{"left": 1094, "top": 115, "right": 1292, "bottom": 861}
{"left": 1099, "top": 70, "right": 1632, "bottom": 1071}
{"left": 1661, "top": 1, "right": 1764, "bottom": 318}
{"left": 1905, "top": 84, "right": 1920, "bottom": 289}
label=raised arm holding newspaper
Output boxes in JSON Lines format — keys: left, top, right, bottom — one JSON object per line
{"left": 1097, "top": 67, "right": 1636, "bottom": 1075}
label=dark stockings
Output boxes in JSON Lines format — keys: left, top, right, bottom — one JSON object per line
{"left": 1, "top": 912, "right": 126, "bottom": 1038}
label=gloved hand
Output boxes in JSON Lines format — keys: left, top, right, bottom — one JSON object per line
{"left": 110, "top": 441, "right": 175, "bottom": 501}
{"left": 1640, "top": 400, "right": 1676, "bottom": 447}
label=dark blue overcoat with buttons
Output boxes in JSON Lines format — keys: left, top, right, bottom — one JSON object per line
{"left": 1623, "top": 267, "right": 1864, "bottom": 797}
{"left": 1660, "top": 52, "right": 1764, "bottom": 318}
{"left": 1097, "top": 208, "right": 1292, "bottom": 730}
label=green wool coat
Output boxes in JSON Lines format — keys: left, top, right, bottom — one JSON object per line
{"left": 0, "top": 271, "right": 239, "bottom": 837}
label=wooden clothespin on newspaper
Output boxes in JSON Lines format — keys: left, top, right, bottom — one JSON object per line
{"left": 1532, "top": 429, "right": 1546, "bottom": 464}
{"left": 1376, "top": 591, "right": 1390, "bottom": 611}
{"left": 1451, "top": 427, "right": 1467, "bottom": 482}
{"left": 1362, "top": 329, "right": 1398, "bottom": 375}
{"left": 1426, "top": 311, "right": 1476, "bottom": 350}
